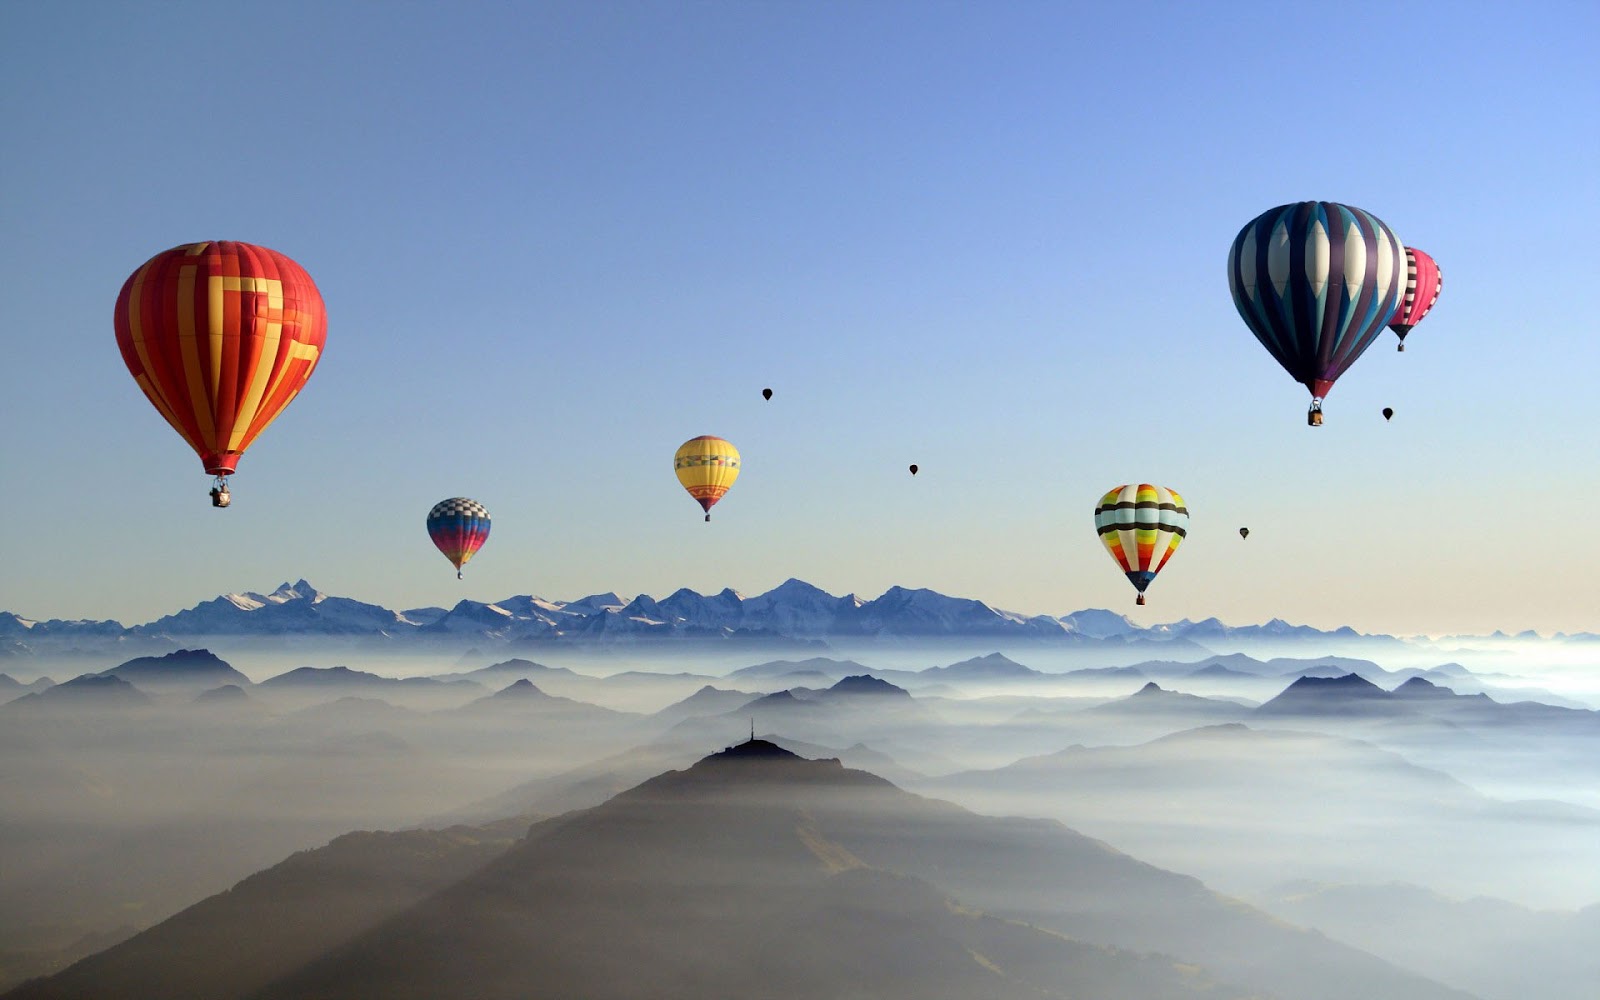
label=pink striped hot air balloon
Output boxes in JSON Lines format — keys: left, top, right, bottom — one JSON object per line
{"left": 1388, "top": 246, "right": 1442, "bottom": 351}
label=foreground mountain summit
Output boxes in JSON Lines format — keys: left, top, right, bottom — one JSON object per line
{"left": 9, "top": 742, "right": 1474, "bottom": 1000}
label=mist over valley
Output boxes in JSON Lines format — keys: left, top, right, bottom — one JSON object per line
{"left": 4, "top": 580, "right": 1598, "bottom": 999}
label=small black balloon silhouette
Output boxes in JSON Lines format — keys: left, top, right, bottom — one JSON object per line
{"left": 1239, "top": 527, "right": 1249, "bottom": 539}
{"left": 1382, "top": 407, "right": 1394, "bottom": 421}
{"left": 762, "top": 388, "right": 772, "bottom": 400}
{"left": 908, "top": 464, "right": 918, "bottom": 475}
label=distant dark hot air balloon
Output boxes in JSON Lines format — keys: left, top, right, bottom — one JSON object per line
{"left": 1227, "top": 202, "right": 1405, "bottom": 426}
{"left": 1388, "top": 247, "right": 1442, "bottom": 351}
{"left": 114, "top": 241, "right": 327, "bottom": 505}
{"left": 1239, "top": 527, "right": 1249, "bottom": 540}
{"left": 1383, "top": 407, "right": 1394, "bottom": 421}
{"left": 762, "top": 388, "right": 772, "bottom": 400}
{"left": 908, "top": 464, "right": 918, "bottom": 475}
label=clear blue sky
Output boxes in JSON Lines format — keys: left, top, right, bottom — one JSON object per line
{"left": 2, "top": 1, "right": 1596, "bottom": 636}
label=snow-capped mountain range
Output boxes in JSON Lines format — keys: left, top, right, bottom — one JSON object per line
{"left": 1, "top": 579, "right": 1592, "bottom": 656}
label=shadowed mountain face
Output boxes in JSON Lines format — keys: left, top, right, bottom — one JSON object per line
{"left": 1259, "top": 882, "right": 1600, "bottom": 1000}
{"left": 3, "top": 823, "right": 526, "bottom": 1000}
{"left": 27, "top": 743, "right": 1478, "bottom": 1000}
{"left": 239, "top": 743, "right": 1266, "bottom": 1000}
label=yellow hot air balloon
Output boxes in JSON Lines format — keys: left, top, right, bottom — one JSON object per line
{"left": 674, "top": 436, "right": 740, "bottom": 522}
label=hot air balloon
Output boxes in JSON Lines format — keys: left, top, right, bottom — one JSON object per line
{"left": 114, "top": 241, "right": 327, "bottom": 506}
{"left": 1239, "top": 527, "right": 1249, "bottom": 540}
{"left": 427, "top": 498, "right": 491, "bottom": 580}
{"left": 762, "top": 388, "right": 773, "bottom": 400}
{"left": 908, "top": 464, "right": 919, "bottom": 475}
{"left": 1227, "top": 202, "right": 1404, "bottom": 426}
{"left": 1382, "top": 407, "right": 1394, "bottom": 421}
{"left": 1388, "top": 247, "right": 1442, "bottom": 351}
{"left": 674, "top": 436, "right": 740, "bottom": 522}
{"left": 1094, "top": 484, "right": 1188, "bottom": 606}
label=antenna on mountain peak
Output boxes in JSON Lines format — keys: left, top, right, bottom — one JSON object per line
{"left": 749, "top": 717, "right": 755, "bottom": 742}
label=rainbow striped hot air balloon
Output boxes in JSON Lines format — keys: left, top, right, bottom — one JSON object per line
{"left": 427, "top": 498, "right": 491, "bottom": 579}
{"left": 1094, "top": 484, "right": 1188, "bottom": 606}
{"left": 674, "top": 436, "right": 740, "bottom": 522}
{"left": 1388, "top": 246, "right": 1442, "bottom": 351}
{"left": 114, "top": 241, "right": 327, "bottom": 504}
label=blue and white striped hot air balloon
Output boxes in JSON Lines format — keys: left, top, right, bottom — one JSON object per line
{"left": 1227, "top": 201, "right": 1405, "bottom": 425}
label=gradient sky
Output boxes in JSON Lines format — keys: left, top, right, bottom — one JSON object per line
{"left": 2, "top": 1, "right": 1596, "bottom": 636}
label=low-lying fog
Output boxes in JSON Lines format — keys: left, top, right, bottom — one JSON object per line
{"left": 3, "top": 636, "right": 1598, "bottom": 999}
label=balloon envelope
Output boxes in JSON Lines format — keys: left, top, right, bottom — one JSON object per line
{"left": 114, "top": 241, "right": 327, "bottom": 476}
{"left": 1094, "top": 484, "right": 1188, "bottom": 603}
{"left": 674, "top": 436, "right": 740, "bottom": 517}
{"left": 1227, "top": 202, "right": 1404, "bottom": 405}
{"left": 762, "top": 388, "right": 773, "bottom": 400}
{"left": 427, "top": 497, "right": 491, "bottom": 575}
{"left": 1383, "top": 407, "right": 1394, "bottom": 420}
{"left": 1239, "top": 527, "right": 1249, "bottom": 539}
{"left": 1388, "top": 246, "right": 1442, "bottom": 346}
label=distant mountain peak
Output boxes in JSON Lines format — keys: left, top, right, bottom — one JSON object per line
{"left": 110, "top": 647, "right": 230, "bottom": 670}
{"left": 828, "top": 674, "right": 909, "bottom": 697}
{"left": 493, "top": 678, "right": 548, "bottom": 698}
{"left": 1396, "top": 676, "right": 1441, "bottom": 690}
{"left": 1134, "top": 681, "right": 1164, "bottom": 695}
{"left": 195, "top": 683, "right": 250, "bottom": 705}
{"left": 6, "top": 672, "right": 151, "bottom": 710}
{"left": 1287, "top": 672, "right": 1385, "bottom": 694}
{"left": 1257, "top": 671, "right": 1397, "bottom": 716}
{"left": 926, "top": 652, "right": 1037, "bottom": 679}
{"left": 770, "top": 577, "right": 831, "bottom": 595}
{"left": 100, "top": 648, "right": 248, "bottom": 690}
{"left": 704, "top": 738, "right": 803, "bottom": 763}
{"left": 266, "top": 579, "right": 321, "bottom": 603}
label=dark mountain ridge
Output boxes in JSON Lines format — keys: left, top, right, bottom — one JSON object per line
{"left": 96, "top": 649, "right": 250, "bottom": 692}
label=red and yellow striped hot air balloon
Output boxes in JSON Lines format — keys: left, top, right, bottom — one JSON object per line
{"left": 674, "top": 436, "right": 740, "bottom": 522}
{"left": 114, "top": 241, "right": 326, "bottom": 505}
